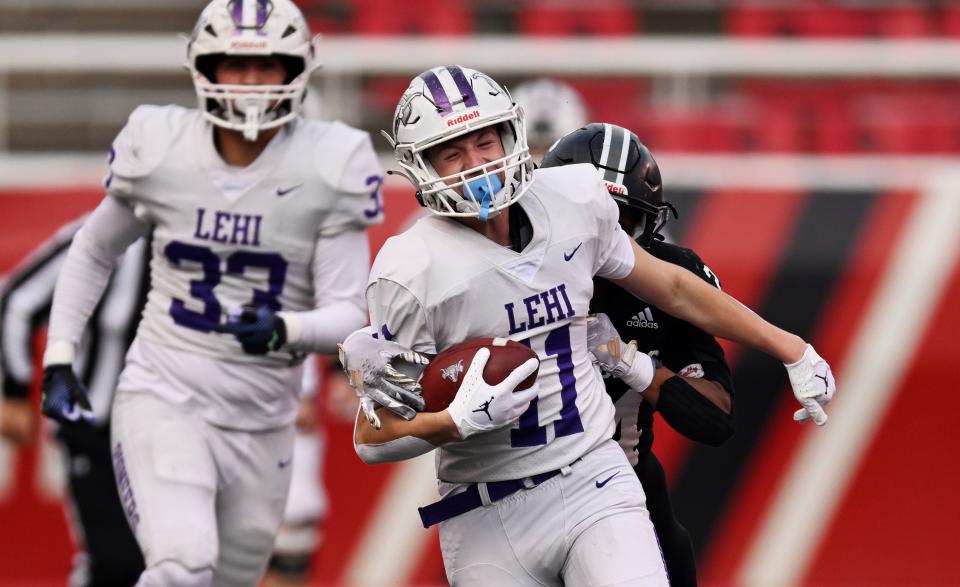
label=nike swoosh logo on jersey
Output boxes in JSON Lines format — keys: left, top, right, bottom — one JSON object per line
{"left": 277, "top": 457, "right": 293, "bottom": 469}
{"left": 595, "top": 471, "right": 620, "bottom": 488}
{"left": 276, "top": 184, "right": 303, "bottom": 197}
{"left": 563, "top": 242, "right": 583, "bottom": 261}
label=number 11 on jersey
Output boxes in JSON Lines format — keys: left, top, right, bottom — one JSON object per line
{"left": 510, "top": 323, "right": 584, "bottom": 447}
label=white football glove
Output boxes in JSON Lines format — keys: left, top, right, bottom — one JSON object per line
{"left": 445, "top": 347, "right": 540, "bottom": 440}
{"left": 586, "top": 313, "right": 656, "bottom": 393}
{"left": 784, "top": 344, "right": 836, "bottom": 426}
{"left": 338, "top": 326, "right": 430, "bottom": 429}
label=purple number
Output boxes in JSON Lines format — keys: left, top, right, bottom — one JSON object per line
{"left": 364, "top": 175, "right": 384, "bottom": 219}
{"left": 547, "top": 324, "right": 584, "bottom": 437}
{"left": 510, "top": 323, "right": 583, "bottom": 448}
{"left": 165, "top": 241, "right": 222, "bottom": 332}
{"left": 226, "top": 251, "right": 287, "bottom": 311}
{"left": 165, "top": 242, "right": 287, "bottom": 332}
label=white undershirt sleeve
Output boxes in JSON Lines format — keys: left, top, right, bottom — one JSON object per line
{"left": 280, "top": 228, "right": 370, "bottom": 354}
{"left": 596, "top": 228, "right": 636, "bottom": 280}
{"left": 44, "top": 196, "right": 149, "bottom": 365}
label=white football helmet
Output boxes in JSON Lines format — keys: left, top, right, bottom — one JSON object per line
{"left": 186, "top": 0, "right": 319, "bottom": 141}
{"left": 512, "top": 78, "right": 588, "bottom": 156}
{"left": 385, "top": 65, "right": 533, "bottom": 220}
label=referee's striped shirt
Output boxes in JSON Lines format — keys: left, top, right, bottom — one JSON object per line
{"left": 0, "top": 217, "right": 150, "bottom": 426}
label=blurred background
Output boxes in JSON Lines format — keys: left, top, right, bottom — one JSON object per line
{"left": 2, "top": 1, "right": 960, "bottom": 585}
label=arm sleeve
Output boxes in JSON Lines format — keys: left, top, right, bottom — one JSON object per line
{"left": 280, "top": 228, "right": 371, "bottom": 354}
{"left": 45, "top": 196, "right": 149, "bottom": 359}
{"left": 366, "top": 278, "right": 436, "bottom": 354}
{"left": 1, "top": 223, "right": 79, "bottom": 397}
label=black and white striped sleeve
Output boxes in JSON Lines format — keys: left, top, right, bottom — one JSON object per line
{"left": 0, "top": 219, "right": 83, "bottom": 399}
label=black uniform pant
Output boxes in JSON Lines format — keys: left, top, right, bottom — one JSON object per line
{"left": 635, "top": 451, "right": 698, "bottom": 587}
{"left": 57, "top": 424, "right": 145, "bottom": 587}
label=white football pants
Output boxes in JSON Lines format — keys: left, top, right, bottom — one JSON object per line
{"left": 111, "top": 391, "right": 294, "bottom": 587}
{"left": 439, "top": 439, "right": 668, "bottom": 586}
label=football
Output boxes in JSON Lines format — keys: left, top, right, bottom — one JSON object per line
{"left": 419, "top": 338, "right": 540, "bottom": 413}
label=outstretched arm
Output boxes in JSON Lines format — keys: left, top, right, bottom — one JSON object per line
{"left": 614, "top": 239, "right": 834, "bottom": 425}
{"left": 614, "top": 239, "right": 805, "bottom": 363}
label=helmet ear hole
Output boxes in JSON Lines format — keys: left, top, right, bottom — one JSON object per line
{"left": 195, "top": 54, "right": 221, "bottom": 83}
{"left": 276, "top": 54, "right": 305, "bottom": 83}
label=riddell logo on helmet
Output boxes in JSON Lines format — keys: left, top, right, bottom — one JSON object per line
{"left": 229, "top": 39, "right": 269, "bottom": 51}
{"left": 446, "top": 110, "right": 480, "bottom": 127}
{"left": 604, "top": 180, "right": 629, "bottom": 196}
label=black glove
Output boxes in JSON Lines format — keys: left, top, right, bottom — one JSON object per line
{"left": 215, "top": 304, "right": 287, "bottom": 355}
{"left": 40, "top": 365, "right": 94, "bottom": 424}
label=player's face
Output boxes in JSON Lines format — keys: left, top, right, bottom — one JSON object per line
{"left": 214, "top": 56, "right": 287, "bottom": 86}
{"left": 426, "top": 126, "right": 506, "bottom": 194}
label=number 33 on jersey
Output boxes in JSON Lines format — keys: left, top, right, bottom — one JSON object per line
{"left": 106, "top": 104, "right": 383, "bottom": 363}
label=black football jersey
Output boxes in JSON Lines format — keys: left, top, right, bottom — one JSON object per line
{"left": 590, "top": 239, "right": 734, "bottom": 463}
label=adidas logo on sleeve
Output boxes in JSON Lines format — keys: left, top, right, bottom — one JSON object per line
{"left": 626, "top": 307, "right": 659, "bottom": 329}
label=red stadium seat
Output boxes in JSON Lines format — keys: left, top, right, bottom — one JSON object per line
{"left": 518, "top": 0, "right": 637, "bottom": 37}
{"left": 352, "top": 0, "right": 471, "bottom": 35}
{"left": 645, "top": 105, "right": 746, "bottom": 153}
{"left": 873, "top": 6, "right": 931, "bottom": 38}
{"left": 726, "top": 4, "right": 786, "bottom": 37}
{"left": 789, "top": 3, "right": 869, "bottom": 38}
{"left": 858, "top": 87, "right": 960, "bottom": 154}
{"left": 565, "top": 79, "right": 648, "bottom": 131}
{"left": 940, "top": 2, "right": 960, "bottom": 37}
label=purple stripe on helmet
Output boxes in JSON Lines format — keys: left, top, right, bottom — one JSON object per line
{"left": 232, "top": 0, "right": 244, "bottom": 27}
{"left": 256, "top": 0, "right": 268, "bottom": 28}
{"left": 420, "top": 70, "right": 453, "bottom": 115}
{"left": 446, "top": 66, "right": 478, "bottom": 108}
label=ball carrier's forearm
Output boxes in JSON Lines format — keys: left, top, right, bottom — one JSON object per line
{"left": 614, "top": 240, "right": 806, "bottom": 364}
{"left": 355, "top": 407, "right": 460, "bottom": 448}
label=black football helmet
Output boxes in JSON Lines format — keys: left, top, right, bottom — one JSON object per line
{"left": 540, "top": 122, "right": 676, "bottom": 246}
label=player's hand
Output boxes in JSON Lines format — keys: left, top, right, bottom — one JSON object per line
{"left": 586, "top": 313, "right": 655, "bottom": 393}
{"left": 215, "top": 304, "right": 287, "bottom": 355}
{"left": 338, "top": 326, "right": 429, "bottom": 428}
{"left": 40, "top": 365, "right": 94, "bottom": 425}
{"left": 0, "top": 398, "right": 38, "bottom": 444}
{"left": 445, "top": 348, "right": 539, "bottom": 440}
{"left": 784, "top": 344, "right": 836, "bottom": 426}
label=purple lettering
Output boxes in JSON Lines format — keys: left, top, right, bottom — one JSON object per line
{"left": 505, "top": 302, "right": 526, "bottom": 335}
{"left": 212, "top": 211, "right": 230, "bottom": 243}
{"left": 556, "top": 283, "right": 576, "bottom": 318}
{"left": 231, "top": 214, "right": 253, "bottom": 245}
{"left": 540, "top": 287, "right": 566, "bottom": 323}
{"left": 194, "top": 208, "right": 211, "bottom": 240}
{"left": 523, "top": 294, "right": 545, "bottom": 330}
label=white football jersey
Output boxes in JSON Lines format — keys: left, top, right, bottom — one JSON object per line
{"left": 367, "top": 164, "right": 635, "bottom": 483}
{"left": 107, "top": 105, "right": 382, "bottom": 428}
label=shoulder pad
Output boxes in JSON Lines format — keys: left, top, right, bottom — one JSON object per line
{"left": 107, "top": 105, "right": 192, "bottom": 186}
{"left": 308, "top": 120, "right": 375, "bottom": 192}
{"left": 533, "top": 163, "right": 606, "bottom": 206}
